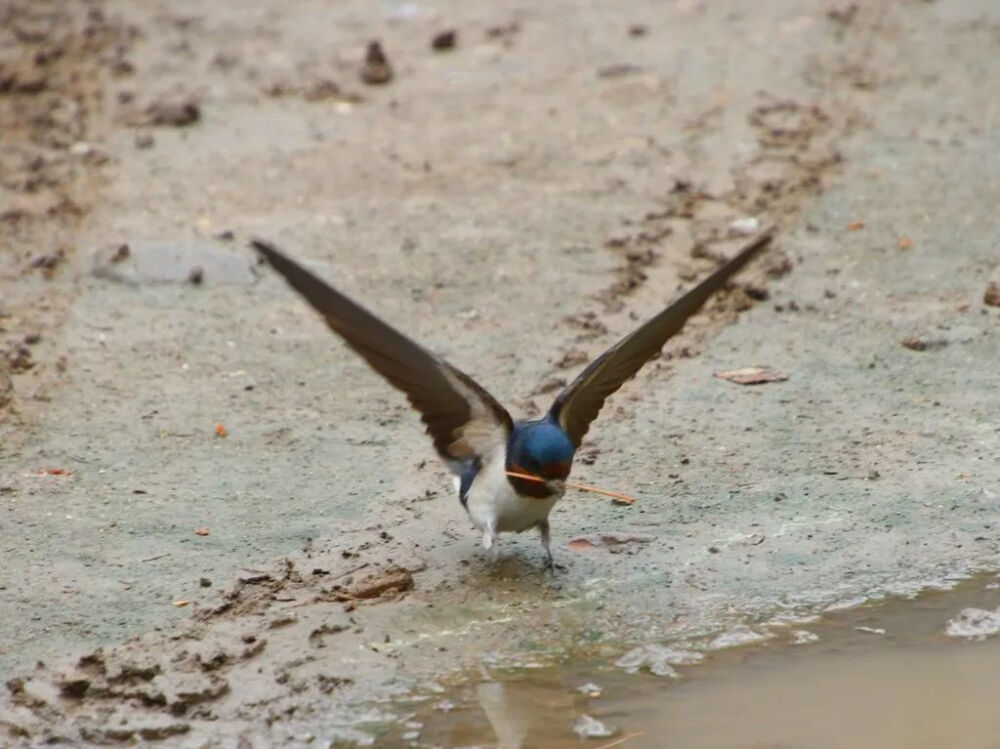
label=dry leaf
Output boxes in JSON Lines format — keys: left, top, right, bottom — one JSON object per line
{"left": 896, "top": 236, "right": 913, "bottom": 250}
{"left": 713, "top": 366, "right": 789, "bottom": 385}
{"left": 194, "top": 527, "right": 210, "bottom": 536}
{"left": 214, "top": 422, "right": 227, "bottom": 437}
{"left": 846, "top": 220, "right": 865, "bottom": 231}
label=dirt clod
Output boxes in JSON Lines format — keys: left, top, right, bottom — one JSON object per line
{"left": 349, "top": 565, "right": 413, "bottom": 599}
{"left": 360, "top": 41, "right": 392, "bottom": 85}
{"left": 145, "top": 98, "right": 200, "bottom": 127}
{"left": 302, "top": 79, "right": 344, "bottom": 102}
{"left": 58, "top": 673, "right": 90, "bottom": 699}
{"left": 0, "top": 368, "right": 12, "bottom": 408}
{"left": 598, "top": 63, "right": 643, "bottom": 79}
{"left": 431, "top": 30, "right": 457, "bottom": 51}
{"left": 741, "top": 281, "right": 770, "bottom": 301}
{"left": 28, "top": 249, "right": 65, "bottom": 271}
{"left": 109, "top": 243, "right": 130, "bottom": 263}
{"left": 554, "top": 348, "right": 590, "bottom": 369}
{"left": 984, "top": 282, "right": 1000, "bottom": 308}
{"left": 485, "top": 21, "right": 521, "bottom": 40}
{"left": 133, "top": 131, "right": 154, "bottom": 149}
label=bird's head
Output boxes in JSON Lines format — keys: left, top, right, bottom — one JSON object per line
{"left": 507, "top": 420, "right": 575, "bottom": 495}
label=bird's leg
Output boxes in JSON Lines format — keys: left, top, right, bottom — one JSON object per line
{"left": 538, "top": 520, "right": 565, "bottom": 574}
{"left": 482, "top": 519, "right": 497, "bottom": 558}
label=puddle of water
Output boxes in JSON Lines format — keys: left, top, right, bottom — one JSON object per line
{"left": 399, "top": 574, "right": 1000, "bottom": 749}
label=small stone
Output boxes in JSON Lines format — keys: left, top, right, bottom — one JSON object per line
{"left": 984, "top": 282, "right": 1000, "bottom": 308}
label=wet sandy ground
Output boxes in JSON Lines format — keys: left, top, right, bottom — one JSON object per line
{"left": 1, "top": 0, "right": 999, "bottom": 745}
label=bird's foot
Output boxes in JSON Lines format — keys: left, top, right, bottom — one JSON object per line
{"left": 481, "top": 530, "right": 495, "bottom": 551}
{"left": 543, "top": 556, "right": 567, "bottom": 575}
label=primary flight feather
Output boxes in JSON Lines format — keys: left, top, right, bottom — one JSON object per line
{"left": 252, "top": 229, "right": 772, "bottom": 570}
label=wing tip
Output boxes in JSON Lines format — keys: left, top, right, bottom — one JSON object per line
{"left": 249, "top": 237, "right": 281, "bottom": 266}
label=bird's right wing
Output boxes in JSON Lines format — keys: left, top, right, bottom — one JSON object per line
{"left": 252, "top": 239, "right": 513, "bottom": 467}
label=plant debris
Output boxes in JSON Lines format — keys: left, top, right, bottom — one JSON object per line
{"left": 713, "top": 366, "right": 789, "bottom": 385}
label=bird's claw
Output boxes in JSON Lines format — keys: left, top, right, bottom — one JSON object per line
{"left": 543, "top": 557, "right": 567, "bottom": 575}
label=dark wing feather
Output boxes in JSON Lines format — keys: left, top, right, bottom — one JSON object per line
{"left": 550, "top": 229, "right": 774, "bottom": 447}
{"left": 252, "top": 239, "right": 512, "bottom": 465}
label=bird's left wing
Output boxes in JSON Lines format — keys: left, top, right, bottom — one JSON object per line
{"left": 549, "top": 229, "right": 773, "bottom": 447}
{"left": 252, "top": 239, "right": 512, "bottom": 467}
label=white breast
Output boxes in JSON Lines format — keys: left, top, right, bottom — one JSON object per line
{"left": 463, "top": 448, "right": 562, "bottom": 543}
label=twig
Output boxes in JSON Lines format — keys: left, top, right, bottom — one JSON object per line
{"left": 595, "top": 731, "right": 644, "bottom": 749}
{"left": 505, "top": 471, "right": 635, "bottom": 505}
{"left": 140, "top": 553, "right": 169, "bottom": 563}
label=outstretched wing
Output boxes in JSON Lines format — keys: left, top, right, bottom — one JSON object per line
{"left": 252, "top": 239, "right": 512, "bottom": 467}
{"left": 549, "top": 229, "right": 774, "bottom": 447}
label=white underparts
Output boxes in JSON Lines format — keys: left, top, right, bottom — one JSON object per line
{"left": 461, "top": 448, "right": 562, "bottom": 548}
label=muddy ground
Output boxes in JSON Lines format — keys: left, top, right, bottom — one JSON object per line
{"left": 1, "top": 0, "right": 998, "bottom": 745}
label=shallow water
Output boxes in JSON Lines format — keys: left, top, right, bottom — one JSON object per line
{"left": 400, "top": 574, "right": 1000, "bottom": 748}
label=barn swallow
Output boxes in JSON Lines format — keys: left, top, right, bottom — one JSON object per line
{"left": 252, "top": 230, "right": 772, "bottom": 571}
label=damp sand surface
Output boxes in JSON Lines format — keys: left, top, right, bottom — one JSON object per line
{"left": 410, "top": 576, "right": 1000, "bottom": 749}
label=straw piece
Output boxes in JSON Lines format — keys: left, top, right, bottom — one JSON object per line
{"left": 595, "top": 731, "right": 644, "bottom": 749}
{"left": 505, "top": 470, "right": 635, "bottom": 505}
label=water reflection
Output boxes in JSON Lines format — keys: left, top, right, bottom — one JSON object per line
{"left": 408, "top": 575, "right": 1000, "bottom": 748}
